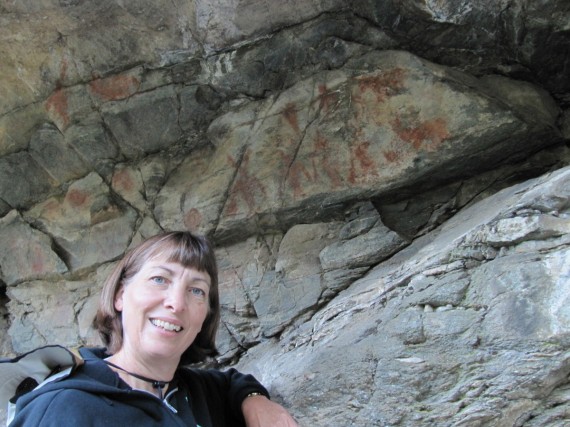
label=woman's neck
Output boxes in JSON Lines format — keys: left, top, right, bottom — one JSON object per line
{"left": 105, "top": 351, "right": 178, "bottom": 398}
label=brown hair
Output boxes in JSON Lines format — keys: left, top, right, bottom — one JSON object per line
{"left": 94, "top": 231, "right": 220, "bottom": 364}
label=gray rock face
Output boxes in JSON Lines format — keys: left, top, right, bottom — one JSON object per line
{"left": 23, "top": 173, "right": 138, "bottom": 272}
{"left": 0, "top": 211, "right": 67, "bottom": 285}
{"left": 236, "top": 166, "right": 570, "bottom": 426}
{"left": 156, "top": 50, "right": 563, "bottom": 242}
{"left": 0, "top": 1, "right": 569, "bottom": 425}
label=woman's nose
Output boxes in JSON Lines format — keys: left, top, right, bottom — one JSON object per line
{"left": 163, "top": 285, "right": 186, "bottom": 312}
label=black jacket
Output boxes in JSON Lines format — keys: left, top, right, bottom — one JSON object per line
{"left": 8, "top": 347, "right": 269, "bottom": 427}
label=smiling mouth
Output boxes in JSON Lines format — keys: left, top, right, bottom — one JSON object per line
{"left": 150, "top": 319, "right": 183, "bottom": 332}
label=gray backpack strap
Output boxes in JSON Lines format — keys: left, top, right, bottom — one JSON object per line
{"left": 0, "top": 345, "right": 83, "bottom": 425}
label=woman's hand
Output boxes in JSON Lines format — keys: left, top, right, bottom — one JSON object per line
{"left": 242, "top": 394, "right": 299, "bottom": 427}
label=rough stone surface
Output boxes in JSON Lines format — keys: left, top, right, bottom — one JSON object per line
{"left": 0, "top": 1, "right": 569, "bottom": 425}
{"left": 23, "top": 173, "right": 138, "bottom": 272}
{"left": 102, "top": 86, "right": 184, "bottom": 159}
{"left": 157, "top": 50, "right": 563, "bottom": 243}
{"left": 236, "top": 166, "right": 570, "bottom": 426}
{"left": 0, "top": 211, "right": 68, "bottom": 286}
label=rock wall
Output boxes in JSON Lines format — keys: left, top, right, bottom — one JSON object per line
{"left": 239, "top": 166, "right": 570, "bottom": 426}
{"left": 1, "top": 1, "right": 570, "bottom": 425}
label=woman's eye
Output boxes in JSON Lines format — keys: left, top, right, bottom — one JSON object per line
{"left": 151, "top": 276, "right": 166, "bottom": 285}
{"left": 190, "top": 287, "right": 207, "bottom": 299}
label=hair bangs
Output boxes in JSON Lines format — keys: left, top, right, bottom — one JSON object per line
{"left": 159, "top": 233, "right": 215, "bottom": 276}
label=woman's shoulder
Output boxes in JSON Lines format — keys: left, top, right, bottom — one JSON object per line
{"left": 177, "top": 365, "right": 240, "bottom": 383}
{"left": 177, "top": 366, "right": 267, "bottom": 398}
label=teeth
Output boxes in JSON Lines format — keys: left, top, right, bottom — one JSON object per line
{"left": 151, "top": 319, "right": 182, "bottom": 332}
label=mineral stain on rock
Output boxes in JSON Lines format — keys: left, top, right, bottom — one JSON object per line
{"left": 391, "top": 116, "right": 450, "bottom": 151}
{"left": 355, "top": 68, "right": 407, "bottom": 103}
{"left": 45, "top": 59, "right": 72, "bottom": 129}
{"left": 89, "top": 75, "right": 140, "bottom": 102}
{"left": 45, "top": 89, "right": 69, "bottom": 129}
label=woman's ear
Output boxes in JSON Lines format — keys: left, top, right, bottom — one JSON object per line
{"left": 114, "top": 285, "right": 125, "bottom": 312}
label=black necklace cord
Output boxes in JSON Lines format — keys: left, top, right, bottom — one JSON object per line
{"left": 103, "top": 360, "right": 173, "bottom": 400}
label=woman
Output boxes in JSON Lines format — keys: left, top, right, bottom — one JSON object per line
{"left": 8, "top": 231, "right": 298, "bottom": 426}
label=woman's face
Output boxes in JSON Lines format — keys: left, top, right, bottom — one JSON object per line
{"left": 114, "top": 254, "right": 211, "bottom": 364}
